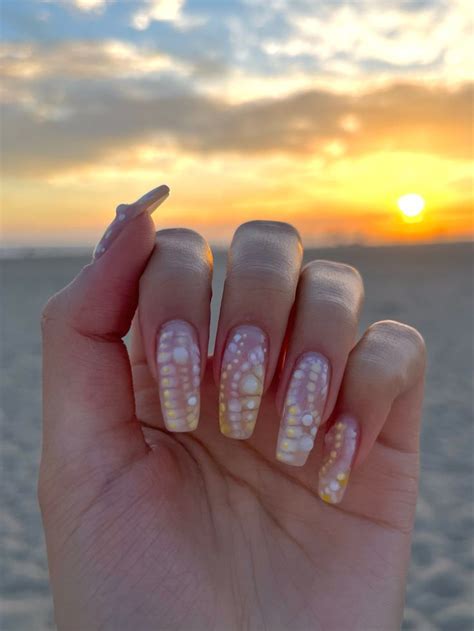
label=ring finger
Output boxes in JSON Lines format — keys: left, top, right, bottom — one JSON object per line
{"left": 275, "top": 260, "right": 364, "bottom": 466}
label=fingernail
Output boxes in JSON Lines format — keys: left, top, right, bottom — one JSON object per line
{"left": 93, "top": 184, "right": 170, "bottom": 260}
{"left": 219, "top": 325, "right": 268, "bottom": 439}
{"left": 318, "top": 414, "right": 359, "bottom": 504}
{"left": 276, "top": 353, "right": 330, "bottom": 466}
{"left": 156, "top": 320, "right": 200, "bottom": 432}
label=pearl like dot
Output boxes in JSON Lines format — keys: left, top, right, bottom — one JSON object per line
{"left": 240, "top": 374, "right": 259, "bottom": 395}
{"left": 187, "top": 396, "right": 197, "bottom": 406}
{"left": 301, "top": 413, "right": 313, "bottom": 426}
{"left": 228, "top": 399, "right": 242, "bottom": 412}
{"left": 299, "top": 435, "right": 314, "bottom": 451}
{"left": 173, "top": 347, "right": 189, "bottom": 364}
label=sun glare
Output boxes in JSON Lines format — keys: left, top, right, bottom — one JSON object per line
{"left": 397, "top": 193, "right": 425, "bottom": 218}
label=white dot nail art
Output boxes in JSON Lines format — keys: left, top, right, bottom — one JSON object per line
{"left": 173, "top": 347, "right": 189, "bottom": 364}
{"left": 157, "top": 320, "right": 200, "bottom": 432}
{"left": 219, "top": 326, "right": 268, "bottom": 439}
{"left": 318, "top": 415, "right": 359, "bottom": 504}
{"left": 276, "top": 353, "right": 331, "bottom": 467}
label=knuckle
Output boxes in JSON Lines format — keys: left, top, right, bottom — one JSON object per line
{"left": 235, "top": 220, "right": 302, "bottom": 243}
{"left": 228, "top": 222, "right": 302, "bottom": 290}
{"left": 227, "top": 261, "right": 291, "bottom": 292}
{"left": 321, "top": 295, "right": 358, "bottom": 328}
{"left": 154, "top": 228, "right": 212, "bottom": 272}
{"left": 369, "top": 320, "right": 426, "bottom": 360}
{"left": 156, "top": 227, "right": 206, "bottom": 245}
{"left": 300, "top": 260, "right": 363, "bottom": 323}
{"left": 360, "top": 320, "right": 426, "bottom": 392}
{"left": 303, "top": 259, "right": 364, "bottom": 290}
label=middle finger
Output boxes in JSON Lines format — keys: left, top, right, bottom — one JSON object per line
{"left": 214, "top": 220, "right": 303, "bottom": 439}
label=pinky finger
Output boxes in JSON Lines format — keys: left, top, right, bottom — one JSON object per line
{"left": 318, "top": 320, "right": 426, "bottom": 504}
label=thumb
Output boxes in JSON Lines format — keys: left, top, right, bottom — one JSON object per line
{"left": 41, "top": 184, "right": 169, "bottom": 476}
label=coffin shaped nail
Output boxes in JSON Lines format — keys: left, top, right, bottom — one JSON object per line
{"left": 276, "top": 353, "right": 330, "bottom": 466}
{"left": 219, "top": 325, "right": 268, "bottom": 439}
{"left": 156, "top": 320, "right": 200, "bottom": 432}
{"left": 93, "top": 184, "right": 169, "bottom": 260}
{"left": 318, "top": 415, "right": 359, "bottom": 504}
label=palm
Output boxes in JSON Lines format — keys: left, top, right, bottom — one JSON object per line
{"left": 41, "top": 211, "right": 424, "bottom": 631}
{"left": 62, "top": 354, "right": 416, "bottom": 630}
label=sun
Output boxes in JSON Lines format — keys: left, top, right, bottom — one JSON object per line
{"left": 397, "top": 193, "right": 425, "bottom": 219}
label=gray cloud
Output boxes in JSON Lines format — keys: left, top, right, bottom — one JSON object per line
{"left": 1, "top": 78, "right": 472, "bottom": 176}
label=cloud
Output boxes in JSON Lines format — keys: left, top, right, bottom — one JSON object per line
{"left": 1, "top": 73, "right": 471, "bottom": 177}
{"left": 131, "top": 0, "right": 206, "bottom": 31}
{"left": 0, "top": 40, "right": 190, "bottom": 82}
{"left": 261, "top": 0, "right": 473, "bottom": 82}
{"left": 73, "top": 0, "right": 107, "bottom": 12}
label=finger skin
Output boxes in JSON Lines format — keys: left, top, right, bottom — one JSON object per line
{"left": 212, "top": 221, "right": 302, "bottom": 439}
{"left": 213, "top": 220, "right": 303, "bottom": 389}
{"left": 318, "top": 320, "right": 426, "bottom": 504}
{"left": 41, "top": 207, "right": 158, "bottom": 470}
{"left": 276, "top": 260, "right": 364, "bottom": 418}
{"left": 338, "top": 320, "right": 426, "bottom": 464}
{"left": 139, "top": 228, "right": 213, "bottom": 381}
{"left": 138, "top": 228, "right": 213, "bottom": 431}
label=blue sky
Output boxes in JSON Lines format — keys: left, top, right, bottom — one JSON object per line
{"left": 1, "top": 0, "right": 472, "bottom": 246}
{"left": 2, "top": 0, "right": 468, "bottom": 85}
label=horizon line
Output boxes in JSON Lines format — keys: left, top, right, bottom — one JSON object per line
{"left": 1, "top": 238, "right": 472, "bottom": 260}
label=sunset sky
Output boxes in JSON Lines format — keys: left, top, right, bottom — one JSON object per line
{"left": 1, "top": 0, "right": 473, "bottom": 248}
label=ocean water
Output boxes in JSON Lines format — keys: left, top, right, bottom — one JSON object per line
{"left": 1, "top": 243, "right": 473, "bottom": 630}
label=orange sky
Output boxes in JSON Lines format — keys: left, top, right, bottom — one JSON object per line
{"left": 1, "top": 0, "right": 473, "bottom": 248}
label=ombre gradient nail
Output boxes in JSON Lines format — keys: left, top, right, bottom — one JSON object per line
{"left": 93, "top": 184, "right": 169, "bottom": 260}
{"left": 219, "top": 325, "right": 268, "bottom": 439}
{"left": 318, "top": 415, "right": 359, "bottom": 504}
{"left": 156, "top": 320, "right": 201, "bottom": 432}
{"left": 276, "top": 353, "right": 330, "bottom": 466}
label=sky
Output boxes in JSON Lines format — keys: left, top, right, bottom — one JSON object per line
{"left": 1, "top": 0, "right": 473, "bottom": 248}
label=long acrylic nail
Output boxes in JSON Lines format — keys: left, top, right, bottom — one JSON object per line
{"left": 276, "top": 353, "right": 330, "bottom": 466}
{"left": 156, "top": 320, "right": 200, "bottom": 432}
{"left": 219, "top": 325, "right": 268, "bottom": 439}
{"left": 318, "top": 415, "right": 359, "bottom": 504}
{"left": 93, "top": 184, "right": 170, "bottom": 260}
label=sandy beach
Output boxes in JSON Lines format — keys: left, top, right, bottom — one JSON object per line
{"left": 1, "top": 242, "right": 473, "bottom": 630}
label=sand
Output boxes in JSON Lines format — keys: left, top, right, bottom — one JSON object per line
{"left": 1, "top": 242, "right": 473, "bottom": 630}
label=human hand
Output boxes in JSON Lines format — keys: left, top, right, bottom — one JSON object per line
{"left": 40, "top": 184, "right": 426, "bottom": 630}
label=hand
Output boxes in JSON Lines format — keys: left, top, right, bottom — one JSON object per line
{"left": 40, "top": 185, "right": 426, "bottom": 631}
